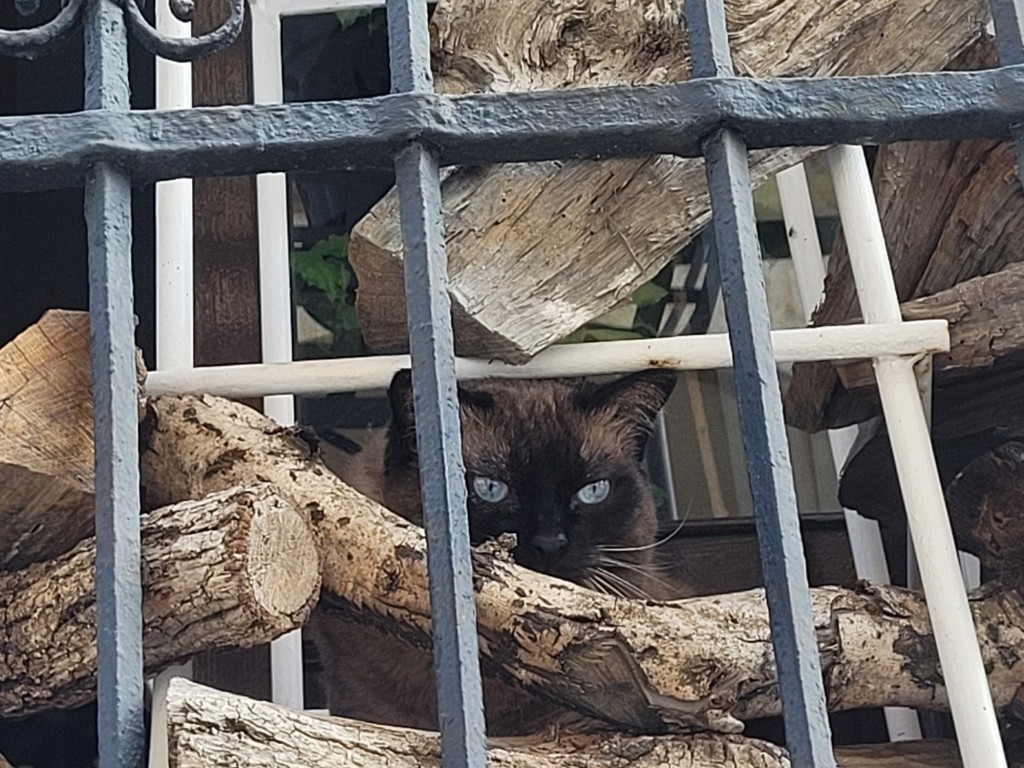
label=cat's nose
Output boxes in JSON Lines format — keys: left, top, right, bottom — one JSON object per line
{"left": 530, "top": 532, "right": 569, "bottom": 558}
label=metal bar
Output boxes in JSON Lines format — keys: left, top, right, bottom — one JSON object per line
{"left": 988, "top": 0, "right": 1024, "bottom": 189}
{"left": 685, "top": 1, "right": 836, "bottom": 764}
{"left": 388, "top": 1, "right": 487, "bottom": 765}
{"left": 828, "top": 145, "right": 1006, "bottom": 768}
{"left": 991, "top": 0, "right": 1024, "bottom": 66}
{"left": 143, "top": 319, "right": 950, "bottom": 398}
{"left": 84, "top": 0, "right": 144, "bottom": 764}
{"left": 6, "top": 64, "right": 1024, "bottom": 190}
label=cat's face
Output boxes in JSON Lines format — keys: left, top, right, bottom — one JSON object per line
{"left": 381, "top": 370, "right": 676, "bottom": 590}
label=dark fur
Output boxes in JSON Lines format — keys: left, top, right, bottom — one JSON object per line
{"left": 310, "top": 369, "right": 678, "bottom": 734}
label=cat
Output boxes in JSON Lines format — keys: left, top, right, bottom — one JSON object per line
{"left": 309, "top": 368, "right": 681, "bottom": 734}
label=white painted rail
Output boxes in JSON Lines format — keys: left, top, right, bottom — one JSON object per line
{"left": 828, "top": 145, "right": 1005, "bottom": 768}
{"left": 145, "top": 319, "right": 949, "bottom": 396}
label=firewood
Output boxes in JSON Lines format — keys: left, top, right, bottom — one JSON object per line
{"left": 349, "top": 0, "right": 989, "bottom": 363}
{"left": 945, "top": 442, "right": 1024, "bottom": 586}
{"left": 783, "top": 39, "right": 1024, "bottom": 433}
{"left": 832, "top": 262, "right": 1024, "bottom": 392}
{"left": 164, "top": 678, "right": 966, "bottom": 768}
{"left": 0, "top": 311, "right": 106, "bottom": 569}
{"left": 0, "top": 485, "right": 319, "bottom": 717}
{"left": 140, "top": 394, "right": 1024, "bottom": 732}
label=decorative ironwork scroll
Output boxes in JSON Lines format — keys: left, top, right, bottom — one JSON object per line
{"left": 0, "top": 0, "right": 244, "bottom": 60}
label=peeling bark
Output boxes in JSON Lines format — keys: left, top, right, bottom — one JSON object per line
{"left": 165, "top": 678, "right": 966, "bottom": 768}
{"left": 0, "top": 485, "right": 320, "bottom": 716}
{"left": 140, "top": 394, "right": 1024, "bottom": 732}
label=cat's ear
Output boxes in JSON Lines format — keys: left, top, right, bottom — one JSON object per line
{"left": 582, "top": 370, "right": 676, "bottom": 456}
{"left": 387, "top": 370, "right": 495, "bottom": 462}
{"left": 386, "top": 368, "right": 418, "bottom": 462}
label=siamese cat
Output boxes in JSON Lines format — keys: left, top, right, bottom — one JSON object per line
{"left": 310, "top": 369, "right": 682, "bottom": 734}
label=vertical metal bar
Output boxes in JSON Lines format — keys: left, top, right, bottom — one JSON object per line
{"left": 989, "top": 0, "right": 1024, "bottom": 187}
{"left": 387, "top": 2, "right": 487, "bottom": 767}
{"left": 84, "top": 0, "right": 144, "bottom": 764}
{"left": 684, "top": 2, "right": 836, "bottom": 765}
{"left": 990, "top": 0, "right": 1024, "bottom": 65}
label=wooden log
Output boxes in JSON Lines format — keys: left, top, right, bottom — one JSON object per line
{"left": 945, "top": 441, "right": 1024, "bottom": 586}
{"left": 349, "top": 0, "right": 989, "bottom": 363}
{"left": 0, "top": 485, "right": 319, "bottom": 717}
{"left": 164, "top": 678, "right": 966, "bottom": 768}
{"left": 0, "top": 310, "right": 113, "bottom": 569}
{"left": 783, "top": 38, "right": 1024, "bottom": 432}
{"left": 834, "top": 262, "right": 1024, "bottom": 392}
{"left": 140, "top": 394, "right": 1024, "bottom": 732}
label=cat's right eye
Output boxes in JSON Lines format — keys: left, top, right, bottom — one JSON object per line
{"left": 472, "top": 476, "right": 509, "bottom": 503}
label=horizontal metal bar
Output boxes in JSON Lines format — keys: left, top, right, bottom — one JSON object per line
{"left": 0, "top": 65, "right": 1022, "bottom": 191}
{"left": 143, "top": 318, "right": 949, "bottom": 398}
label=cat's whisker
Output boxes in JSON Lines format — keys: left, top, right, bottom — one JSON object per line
{"left": 587, "top": 570, "right": 631, "bottom": 600}
{"left": 597, "top": 556, "right": 677, "bottom": 595}
{"left": 594, "top": 553, "right": 677, "bottom": 573}
{"left": 598, "top": 517, "right": 688, "bottom": 553}
{"left": 591, "top": 566, "right": 652, "bottom": 600}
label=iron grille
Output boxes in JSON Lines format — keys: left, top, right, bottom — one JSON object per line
{"left": 1, "top": 0, "right": 1021, "bottom": 766}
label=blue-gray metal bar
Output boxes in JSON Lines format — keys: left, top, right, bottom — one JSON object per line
{"left": 387, "top": 1, "right": 487, "bottom": 766}
{"left": 684, "top": 1, "right": 836, "bottom": 765}
{"left": 5, "top": 63, "right": 1024, "bottom": 190}
{"left": 83, "top": 0, "right": 145, "bottom": 765}
{"left": 989, "top": 0, "right": 1024, "bottom": 189}
{"left": 991, "top": 0, "right": 1024, "bottom": 65}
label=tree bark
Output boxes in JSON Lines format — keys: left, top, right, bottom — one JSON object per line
{"left": 349, "top": 0, "right": 988, "bottom": 363}
{"left": 140, "top": 394, "right": 1024, "bottom": 733}
{"left": 945, "top": 441, "right": 1024, "bottom": 586}
{"left": 1, "top": 311, "right": 101, "bottom": 569}
{"left": 0, "top": 485, "right": 320, "bottom": 717}
{"left": 833, "top": 262, "right": 1024, "bottom": 391}
{"left": 164, "top": 678, "right": 966, "bottom": 768}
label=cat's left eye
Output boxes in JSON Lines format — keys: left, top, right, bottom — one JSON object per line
{"left": 575, "top": 479, "right": 610, "bottom": 505}
{"left": 472, "top": 476, "right": 509, "bottom": 503}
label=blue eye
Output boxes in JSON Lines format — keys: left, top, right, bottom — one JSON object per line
{"left": 472, "top": 476, "right": 509, "bottom": 503}
{"left": 575, "top": 479, "right": 610, "bottom": 505}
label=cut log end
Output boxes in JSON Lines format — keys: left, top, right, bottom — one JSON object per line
{"left": 0, "top": 485, "right": 320, "bottom": 717}
{"left": 247, "top": 492, "right": 321, "bottom": 619}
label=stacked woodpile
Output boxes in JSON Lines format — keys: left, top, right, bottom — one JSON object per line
{"left": 3, "top": 309, "right": 1024, "bottom": 766}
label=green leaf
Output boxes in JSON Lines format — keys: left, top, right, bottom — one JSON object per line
{"left": 291, "top": 235, "right": 351, "bottom": 303}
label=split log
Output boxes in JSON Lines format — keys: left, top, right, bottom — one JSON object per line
{"left": 165, "top": 678, "right": 966, "bottom": 768}
{"left": 0, "top": 485, "right": 319, "bottom": 717}
{"left": 1, "top": 311, "right": 98, "bottom": 569}
{"left": 783, "top": 39, "right": 1024, "bottom": 433}
{"left": 140, "top": 394, "right": 1024, "bottom": 732}
{"left": 834, "top": 262, "right": 1024, "bottom": 391}
{"left": 349, "top": 0, "right": 989, "bottom": 362}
